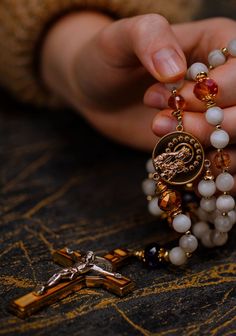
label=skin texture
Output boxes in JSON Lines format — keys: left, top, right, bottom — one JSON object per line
{"left": 41, "top": 12, "right": 236, "bottom": 194}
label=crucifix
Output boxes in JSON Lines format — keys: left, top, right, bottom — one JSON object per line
{"left": 8, "top": 247, "right": 135, "bottom": 318}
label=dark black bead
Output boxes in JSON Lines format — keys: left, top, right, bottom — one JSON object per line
{"left": 182, "top": 191, "right": 199, "bottom": 204}
{"left": 144, "top": 243, "right": 162, "bottom": 268}
{"left": 182, "top": 192, "right": 199, "bottom": 211}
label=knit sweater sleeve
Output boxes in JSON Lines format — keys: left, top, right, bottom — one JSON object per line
{"left": 0, "top": 0, "right": 202, "bottom": 106}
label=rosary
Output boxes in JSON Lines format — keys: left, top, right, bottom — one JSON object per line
{"left": 8, "top": 39, "right": 236, "bottom": 318}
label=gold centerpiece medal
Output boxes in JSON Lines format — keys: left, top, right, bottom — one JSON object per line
{"left": 152, "top": 89, "right": 205, "bottom": 186}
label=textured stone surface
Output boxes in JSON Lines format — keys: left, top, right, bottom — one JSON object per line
{"left": 1, "top": 2, "right": 236, "bottom": 334}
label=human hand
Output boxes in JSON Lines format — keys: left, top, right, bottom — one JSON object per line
{"left": 41, "top": 11, "right": 186, "bottom": 150}
{"left": 144, "top": 18, "right": 236, "bottom": 193}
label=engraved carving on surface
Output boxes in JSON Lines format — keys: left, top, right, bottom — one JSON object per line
{"left": 153, "top": 146, "right": 191, "bottom": 181}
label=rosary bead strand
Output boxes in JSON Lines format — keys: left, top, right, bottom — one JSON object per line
{"left": 191, "top": 39, "right": 236, "bottom": 247}
{"left": 142, "top": 39, "right": 236, "bottom": 267}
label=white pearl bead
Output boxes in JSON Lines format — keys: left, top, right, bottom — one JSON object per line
{"left": 214, "top": 214, "right": 233, "bottom": 232}
{"left": 186, "top": 68, "right": 191, "bottom": 80}
{"left": 201, "top": 231, "right": 215, "bottom": 248}
{"left": 146, "top": 158, "right": 155, "bottom": 173}
{"left": 198, "top": 180, "right": 216, "bottom": 198}
{"left": 148, "top": 198, "right": 163, "bottom": 216}
{"left": 216, "top": 195, "right": 235, "bottom": 212}
{"left": 228, "top": 210, "right": 236, "bottom": 225}
{"left": 179, "top": 234, "right": 198, "bottom": 253}
{"left": 189, "top": 62, "right": 209, "bottom": 80}
{"left": 211, "top": 230, "right": 228, "bottom": 246}
{"left": 192, "top": 221, "right": 209, "bottom": 239}
{"left": 208, "top": 49, "right": 226, "bottom": 67}
{"left": 165, "top": 80, "right": 184, "bottom": 91}
{"left": 210, "top": 129, "right": 229, "bottom": 149}
{"left": 142, "top": 179, "right": 156, "bottom": 196}
{"left": 200, "top": 197, "right": 216, "bottom": 212}
{"left": 216, "top": 172, "right": 234, "bottom": 192}
{"left": 169, "top": 247, "right": 187, "bottom": 266}
{"left": 228, "top": 39, "right": 236, "bottom": 57}
{"left": 205, "top": 106, "right": 224, "bottom": 126}
{"left": 172, "top": 214, "right": 191, "bottom": 233}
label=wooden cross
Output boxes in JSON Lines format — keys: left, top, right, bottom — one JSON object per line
{"left": 8, "top": 247, "right": 135, "bottom": 318}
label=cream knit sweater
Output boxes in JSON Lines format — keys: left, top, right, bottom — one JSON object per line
{"left": 0, "top": 0, "right": 202, "bottom": 106}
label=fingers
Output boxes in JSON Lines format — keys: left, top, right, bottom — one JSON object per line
{"left": 71, "top": 98, "right": 158, "bottom": 151}
{"left": 144, "top": 18, "right": 236, "bottom": 111}
{"left": 152, "top": 106, "right": 236, "bottom": 146}
{"left": 99, "top": 14, "right": 187, "bottom": 82}
{"left": 144, "top": 59, "right": 236, "bottom": 112}
{"left": 172, "top": 18, "right": 236, "bottom": 66}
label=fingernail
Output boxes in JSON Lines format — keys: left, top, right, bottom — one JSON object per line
{"left": 153, "top": 48, "right": 185, "bottom": 79}
{"left": 152, "top": 116, "right": 176, "bottom": 135}
{"left": 145, "top": 91, "right": 167, "bottom": 108}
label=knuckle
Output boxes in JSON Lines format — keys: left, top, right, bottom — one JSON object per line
{"left": 211, "top": 17, "right": 236, "bottom": 29}
{"left": 129, "top": 14, "right": 170, "bottom": 38}
{"left": 206, "top": 17, "right": 236, "bottom": 48}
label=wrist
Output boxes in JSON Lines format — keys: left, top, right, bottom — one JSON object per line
{"left": 41, "top": 11, "right": 113, "bottom": 102}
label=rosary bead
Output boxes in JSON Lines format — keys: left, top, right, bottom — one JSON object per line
{"left": 228, "top": 210, "right": 236, "bottom": 225}
{"left": 188, "top": 62, "right": 209, "bottom": 80}
{"left": 144, "top": 243, "right": 162, "bottom": 268}
{"left": 207, "top": 210, "right": 219, "bottom": 224}
{"left": 201, "top": 231, "right": 215, "bottom": 248}
{"left": 205, "top": 106, "right": 224, "bottom": 126}
{"left": 228, "top": 39, "right": 236, "bottom": 57}
{"left": 168, "top": 94, "right": 186, "bottom": 111}
{"left": 214, "top": 214, "right": 233, "bottom": 232}
{"left": 210, "top": 129, "right": 229, "bottom": 149}
{"left": 148, "top": 198, "right": 163, "bottom": 216}
{"left": 194, "top": 78, "right": 218, "bottom": 101}
{"left": 179, "top": 234, "right": 198, "bottom": 253}
{"left": 198, "top": 180, "right": 216, "bottom": 198}
{"left": 216, "top": 195, "right": 235, "bottom": 212}
{"left": 211, "top": 230, "right": 228, "bottom": 246}
{"left": 142, "top": 179, "right": 156, "bottom": 196}
{"left": 208, "top": 49, "right": 226, "bottom": 67}
{"left": 169, "top": 247, "right": 187, "bottom": 266}
{"left": 214, "top": 151, "right": 231, "bottom": 170}
{"left": 146, "top": 158, "right": 155, "bottom": 173}
{"left": 192, "top": 221, "right": 209, "bottom": 239}
{"left": 200, "top": 197, "right": 216, "bottom": 212}
{"left": 172, "top": 214, "right": 191, "bottom": 233}
{"left": 158, "top": 189, "right": 181, "bottom": 211}
{"left": 216, "top": 172, "right": 234, "bottom": 192}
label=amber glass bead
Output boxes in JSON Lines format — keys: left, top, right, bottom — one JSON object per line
{"left": 214, "top": 151, "right": 231, "bottom": 170}
{"left": 158, "top": 189, "right": 181, "bottom": 211}
{"left": 194, "top": 78, "right": 218, "bottom": 101}
{"left": 168, "top": 94, "right": 186, "bottom": 110}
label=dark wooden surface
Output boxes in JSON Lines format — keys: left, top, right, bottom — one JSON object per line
{"left": 1, "top": 2, "right": 236, "bottom": 335}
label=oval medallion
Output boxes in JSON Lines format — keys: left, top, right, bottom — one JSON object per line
{"left": 152, "top": 131, "right": 205, "bottom": 185}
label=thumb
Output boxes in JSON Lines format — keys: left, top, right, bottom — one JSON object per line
{"left": 100, "top": 14, "right": 187, "bottom": 83}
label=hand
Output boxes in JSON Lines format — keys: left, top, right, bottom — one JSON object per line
{"left": 41, "top": 11, "right": 186, "bottom": 150}
{"left": 144, "top": 18, "right": 236, "bottom": 194}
